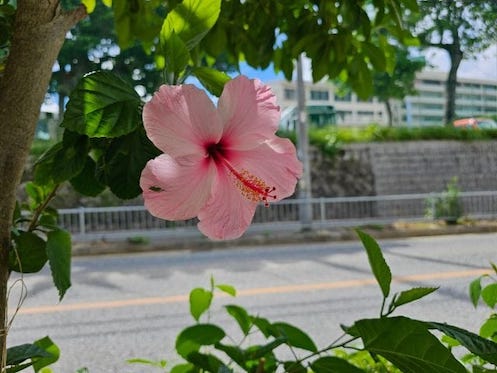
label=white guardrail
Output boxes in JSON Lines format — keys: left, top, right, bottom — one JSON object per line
{"left": 58, "top": 191, "right": 497, "bottom": 240}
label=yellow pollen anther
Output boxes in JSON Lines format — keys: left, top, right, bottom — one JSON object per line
{"left": 221, "top": 160, "right": 276, "bottom": 206}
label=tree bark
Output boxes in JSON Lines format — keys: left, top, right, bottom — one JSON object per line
{"left": 444, "top": 45, "right": 463, "bottom": 126}
{"left": 385, "top": 99, "right": 393, "bottom": 127}
{"left": 0, "top": 1, "right": 86, "bottom": 369}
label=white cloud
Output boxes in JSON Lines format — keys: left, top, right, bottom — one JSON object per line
{"left": 425, "top": 44, "right": 497, "bottom": 81}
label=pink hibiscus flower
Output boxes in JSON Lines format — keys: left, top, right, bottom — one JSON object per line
{"left": 140, "top": 75, "right": 303, "bottom": 240}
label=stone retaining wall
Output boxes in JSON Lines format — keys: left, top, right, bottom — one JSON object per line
{"left": 311, "top": 141, "right": 497, "bottom": 197}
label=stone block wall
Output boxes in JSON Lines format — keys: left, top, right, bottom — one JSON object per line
{"left": 310, "top": 141, "right": 497, "bottom": 197}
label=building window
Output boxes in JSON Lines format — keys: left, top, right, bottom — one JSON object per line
{"left": 310, "top": 90, "right": 329, "bottom": 101}
{"left": 334, "top": 93, "right": 351, "bottom": 101}
{"left": 284, "top": 88, "right": 296, "bottom": 100}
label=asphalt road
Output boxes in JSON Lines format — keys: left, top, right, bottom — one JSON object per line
{"left": 6, "top": 232, "right": 497, "bottom": 372}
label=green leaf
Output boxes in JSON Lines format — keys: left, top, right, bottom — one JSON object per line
{"left": 271, "top": 322, "right": 317, "bottom": 352}
{"left": 225, "top": 305, "right": 251, "bottom": 335}
{"left": 310, "top": 356, "right": 365, "bottom": 373}
{"left": 126, "top": 358, "right": 167, "bottom": 368}
{"left": 354, "top": 316, "right": 466, "bottom": 373}
{"left": 480, "top": 315, "right": 497, "bottom": 341}
{"left": 283, "top": 361, "right": 307, "bottom": 373}
{"left": 214, "top": 343, "right": 245, "bottom": 366}
{"left": 170, "top": 363, "right": 195, "bottom": 373}
{"left": 186, "top": 352, "right": 226, "bottom": 372}
{"left": 491, "top": 262, "right": 497, "bottom": 275}
{"left": 470, "top": 276, "right": 483, "bottom": 307}
{"left": 192, "top": 67, "right": 231, "bottom": 97}
{"left": 251, "top": 316, "right": 273, "bottom": 338}
{"left": 215, "top": 284, "right": 236, "bottom": 297}
{"left": 189, "top": 288, "right": 213, "bottom": 321}
{"left": 429, "top": 321, "right": 497, "bottom": 365}
{"left": 46, "top": 229, "right": 72, "bottom": 301}
{"left": 32, "top": 336, "right": 60, "bottom": 372}
{"left": 362, "top": 42, "right": 386, "bottom": 71}
{"left": 245, "top": 338, "right": 286, "bottom": 360}
{"left": 162, "top": 31, "right": 190, "bottom": 80}
{"left": 99, "top": 128, "right": 160, "bottom": 199}
{"left": 6, "top": 343, "right": 50, "bottom": 366}
{"left": 356, "top": 230, "right": 391, "bottom": 298}
{"left": 176, "top": 324, "right": 225, "bottom": 359}
{"left": 160, "top": 0, "right": 221, "bottom": 51}
{"left": 482, "top": 283, "right": 497, "bottom": 308}
{"left": 61, "top": 71, "right": 141, "bottom": 138}
{"left": 9, "top": 231, "right": 47, "bottom": 273}
{"left": 34, "top": 132, "right": 89, "bottom": 185}
{"left": 82, "top": 0, "right": 96, "bottom": 13}
{"left": 393, "top": 287, "right": 439, "bottom": 308}
{"left": 70, "top": 156, "right": 106, "bottom": 197}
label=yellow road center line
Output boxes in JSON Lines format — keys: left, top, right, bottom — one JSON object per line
{"left": 12, "top": 268, "right": 490, "bottom": 315}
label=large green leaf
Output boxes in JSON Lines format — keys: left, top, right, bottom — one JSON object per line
{"left": 162, "top": 31, "right": 190, "bottom": 80}
{"left": 46, "top": 229, "right": 72, "bottom": 301}
{"left": 32, "top": 336, "right": 60, "bottom": 372}
{"left": 70, "top": 156, "right": 106, "bottom": 197}
{"left": 99, "top": 128, "right": 160, "bottom": 199}
{"left": 271, "top": 322, "right": 318, "bottom": 352}
{"left": 175, "top": 324, "right": 225, "bottom": 359}
{"left": 480, "top": 315, "right": 497, "bottom": 341}
{"left": 189, "top": 288, "right": 213, "bottom": 321}
{"left": 310, "top": 356, "right": 365, "bottom": 373}
{"left": 160, "top": 0, "right": 221, "bottom": 51}
{"left": 429, "top": 321, "right": 497, "bottom": 365}
{"left": 9, "top": 231, "right": 47, "bottom": 273}
{"left": 34, "top": 131, "right": 89, "bottom": 185}
{"left": 192, "top": 67, "right": 231, "bottom": 97}
{"left": 469, "top": 276, "right": 483, "bottom": 307}
{"left": 61, "top": 71, "right": 141, "bottom": 138}
{"left": 356, "top": 230, "right": 391, "bottom": 298}
{"left": 354, "top": 316, "right": 466, "bottom": 373}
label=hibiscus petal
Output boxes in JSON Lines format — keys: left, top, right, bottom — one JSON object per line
{"left": 143, "top": 84, "right": 223, "bottom": 157}
{"left": 197, "top": 167, "right": 258, "bottom": 240}
{"left": 218, "top": 76, "right": 280, "bottom": 150}
{"left": 140, "top": 154, "right": 215, "bottom": 220}
{"left": 229, "top": 137, "right": 303, "bottom": 201}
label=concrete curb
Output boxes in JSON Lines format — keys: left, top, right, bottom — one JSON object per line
{"left": 71, "top": 222, "right": 497, "bottom": 256}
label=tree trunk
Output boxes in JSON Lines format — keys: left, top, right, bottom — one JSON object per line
{"left": 385, "top": 99, "right": 393, "bottom": 127}
{"left": 0, "top": 1, "right": 86, "bottom": 369}
{"left": 444, "top": 46, "right": 463, "bottom": 126}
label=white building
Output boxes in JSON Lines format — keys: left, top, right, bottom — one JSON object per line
{"left": 269, "top": 70, "right": 497, "bottom": 127}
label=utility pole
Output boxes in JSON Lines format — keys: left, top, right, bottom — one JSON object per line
{"left": 296, "top": 54, "right": 313, "bottom": 230}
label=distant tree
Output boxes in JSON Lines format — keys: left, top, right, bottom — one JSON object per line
{"left": 373, "top": 48, "right": 425, "bottom": 127}
{"left": 413, "top": 0, "right": 497, "bottom": 125}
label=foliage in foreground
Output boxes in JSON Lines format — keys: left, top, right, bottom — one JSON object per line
{"left": 9, "top": 231, "right": 496, "bottom": 372}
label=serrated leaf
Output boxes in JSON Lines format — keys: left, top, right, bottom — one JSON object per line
{"left": 470, "top": 276, "right": 483, "bottom": 307}
{"left": 216, "top": 284, "right": 236, "bottom": 297}
{"left": 34, "top": 132, "right": 89, "bottom": 185}
{"left": 356, "top": 230, "right": 391, "bottom": 298}
{"left": 482, "top": 283, "right": 497, "bottom": 308}
{"left": 160, "top": 0, "right": 221, "bottom": 51}
{"left": 271, "top": 322, "right": 317, "bottom": 352}
{"left": 189, "top": 288, "right": 213, "bottom": 321}
{"left": 175, "top": 324, "right": 225, "bottom": 359}
{"left": 46, "top": 229, "right": 72, "bottom": 301}
{"left": 310, "top": 356, "right": 365, "bottom": 373}
{"left": 225, "top": 305, "right": 251, "bottom": 335}
{"left": 32, "top": 337, "right": 59, "bottom": 372}
{"left": 429, "top": 321, "right": 497, "bottom": 365}
{"left": 355, "top": 316, "right": 466, "bottom": 373}
{"left": 61, "top": 71, "right": 141, "bottom": 138}
{"left": 9, "top": 231, "right": 47, "bottom": 273}
{"left": 192, "top": 67, "right": 231, "bottom": 97}
{"left": 6, "top": 343, "right": 50, "bottom": 366}
{"left": 393, "top": 287, "right": 438, "bottom": 308}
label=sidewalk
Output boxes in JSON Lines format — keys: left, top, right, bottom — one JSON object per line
{"left": 71, "top": 220, "right": 497, "bottom": 256}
